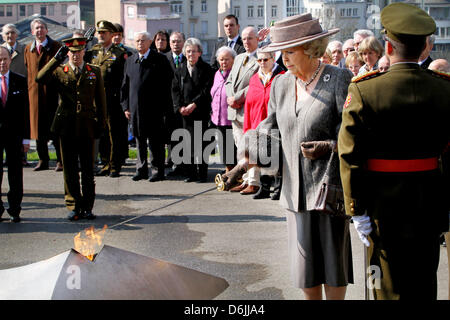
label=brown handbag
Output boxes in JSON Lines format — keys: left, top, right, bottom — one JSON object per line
{"left": 313, "top": 152, "right": 346, "bottom": 217}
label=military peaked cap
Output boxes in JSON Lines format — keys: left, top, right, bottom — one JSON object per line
{"left": 62, "top": 37, "right": 87, "bottom": 51}
{"left": 96, "top": 20, "right": 117, "bottom": 33}
{"left": 381, "top": 3, "right": 436, "bottom": 42}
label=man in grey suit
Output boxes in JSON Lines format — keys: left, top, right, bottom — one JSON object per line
{"left": 1, "top": 24, "right": 26, "bottom": 77}
{"left": 225, "top": 26, "right": 259, "bottom": 192}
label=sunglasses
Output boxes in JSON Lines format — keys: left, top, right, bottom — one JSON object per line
{"left": 257, "top": 58, "right": 272, "bottom": 62}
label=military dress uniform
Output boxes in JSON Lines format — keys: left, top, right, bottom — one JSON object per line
{"left": 338, "top": 3, "right": 450, "bottom": 300}
{"left": 36, "top": 37, "right": 107, "bottom": 221}
{"left": 85, "top": 20, "right": 128, "bottom": 177}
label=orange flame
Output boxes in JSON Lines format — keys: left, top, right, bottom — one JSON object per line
{"left": 73, "top": 225, "right": 107, "bottom": 261}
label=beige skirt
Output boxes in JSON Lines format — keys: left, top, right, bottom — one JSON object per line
{"left": 286, "top": 209, "right": 354, "bottom": 288}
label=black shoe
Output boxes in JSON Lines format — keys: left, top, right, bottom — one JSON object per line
{"left": 82, "top": 210, "right": 96, "bottom": 220}
{"left": 132, "top": 173, "right": 149, "bottom": 181}
{"left": 10, "top": 215, "right": 21, "bottom": 223}
{"left": 96, "top": 168, "right": 110, "bottom": 176}
{"left": 271, "top": 189, "right": 281, "bottom": 200}
{"left": 184, "top": 176, "right": 198, "bottom": 183}
{"left": 167, "top": 166, "right": 185, "bottom": 177}
{"left": 149, "top": 174, "right": 165, "bottom": 182}
{"left": 253, "top": 187, "right": 271, "bottom": 200}
{"left": 109, "top": 171, "right": 120, "bottom": 178}
{"left": 68, "top": 210, "right": 81, "bottom": 221}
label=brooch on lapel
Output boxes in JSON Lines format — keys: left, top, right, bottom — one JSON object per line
{"left": 323, "top": 74, "right": 331, "bottom": 82}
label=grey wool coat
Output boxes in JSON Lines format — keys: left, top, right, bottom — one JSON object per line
{"left": 257, "top": 64, "right": 352, "bottom": 212}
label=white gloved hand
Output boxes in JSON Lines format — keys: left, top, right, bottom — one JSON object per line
{"left": 352, "top": 213, "right": 372, "bottom": 247}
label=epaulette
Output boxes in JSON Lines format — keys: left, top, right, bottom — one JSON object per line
{"left": 89, "top": 44, "right": 102, "bottom": 51}
{"left": 427, "top": 69, "right": 450, "bottom": 81}
{"left": 351, "top": 70, "right": 381, "bottom": 83}
{"left": 86, "top": 63, "right": 98, "bottom": 70}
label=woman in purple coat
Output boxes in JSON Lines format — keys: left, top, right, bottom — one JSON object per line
{"left": 210, "top": 46, "right": 237, "bottom": 173}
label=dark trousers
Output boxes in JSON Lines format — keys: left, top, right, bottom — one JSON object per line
{"left": 0, "top": 135, "right": 23, "bottom": 216}
{"left": 183, "top": 119, "right": 209, "bottom": 179}
{"left": 100, "top": 110, "right": 129, "bottom": 173}
{"left": 60, "top": 135, "right": 95, "bottom": 212}
{"left": 36, "top": 136, "right": 61, "bottom": 163}
{"left": 135, "top": 134, "right": 165, "bottom": 176}
{"left": 215, "top": 125, "right": 236, "bottom": 166}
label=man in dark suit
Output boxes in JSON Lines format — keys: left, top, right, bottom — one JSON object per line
{"left": 0, "top": 46, "right": 30, "bottom": 223}
{"left": 121, "top": 31, "right": 173, "bottom": 182}
{"left": 210, "top": 15, "right": 245, "bottom": 71}
{"left": 164, "top": 31, "right": 186, "bottom": 177}
{"left": 419, "top": 35, "right": 434, "bottom": 69}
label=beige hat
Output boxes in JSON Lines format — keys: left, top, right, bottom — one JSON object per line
{"left": 261, "top": 13, "right": 339, "bottom": 53}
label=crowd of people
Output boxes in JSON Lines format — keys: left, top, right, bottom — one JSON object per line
{"left": 0, "top": 3, "right": 449, "bottom": 301}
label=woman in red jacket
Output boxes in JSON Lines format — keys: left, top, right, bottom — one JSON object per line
{"left": 240, "top": 49, "right": 284, "bottom": 196}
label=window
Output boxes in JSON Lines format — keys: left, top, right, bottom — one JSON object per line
{"left": 340, "top": 8, "right": 345, "bottom": 17}
{"left": 127, "top": 6, "right": 135, "bottom": 18}
{"left": 28, "top": 5, "right": 33, "bottom": 15}
{"left": 180, "top": 23, "right": 184, "bottom": 33}
{"left": 347, "top": 8, "right": 352, "bottom": 17}
{"left": 190, "top": 22, "right": 195, "bottom": 37}
{"left": 201, "top": 21, "right": 208, "bottom": 34}
{"left": 447, "top": 27, "right": 450, "bottom": 37}
{"left": 190, "top": 0, "right": 194, "bottom": 16}
{"left": 49, "top": 4, "right": 54, "bottom": 16}
{"left": 257, "top": 6, "right": 264, "bottom": 17}
{"left": 234, "top": 6, "right": 240, "bottom": 18}
{"left": 202, "top": 40, "right": 208, "bottom": 55}
{"left": 286, "top": 0, "right": 300, "bottom": 16}
{"left": 440, "top": 27, "right": 445, "bottom": 38}
{"left": 171, "top": 3, "right": 183, "bottom": 14}
{"left": 19, "top": 5, "right": 26, "bottom": 16}
{"left": 353, "top": 8, "right": 358, "bottom": 17}
{"left": 41, "top": 5, "right": 47, "bottom": 16}
{"left": 61, "top": 4, "right": 67, "bottom": 16}
{"left": 248, "top": 6, "right": 254, "bottom": 18}
{"left": 0, "top": 7, "right": 4, "bottom": 17}
{"left": 258, "top": 25, "right": 264, "bottom": 31}
{"left": 271, "top": 5, "right": 277, "bottom": 17}
{"left": 201, "top": 0, "right": 207, "bottom": 13}
{"left": 6, "top": 5, "right": 12, "bottom": 17}
{"left": 326, "top": 9, "right": 332, "bottom": 17}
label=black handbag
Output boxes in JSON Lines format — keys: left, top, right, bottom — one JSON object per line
{"left": 313, "top": 152, "right": 346, "bottom": 217}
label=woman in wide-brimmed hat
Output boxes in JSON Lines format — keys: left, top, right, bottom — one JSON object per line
{"left": 233, "top": 13, "right": 354, "bottom": 299}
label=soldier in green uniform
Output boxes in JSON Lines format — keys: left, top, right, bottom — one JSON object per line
{"left": 338, "top": 3, "right": 450, "bottom": 300}
{"left": 85, "top": 20, "right": 129, "bottom": 177}
{"left": 36, "top": 37, "right": 107, "bottom": 221}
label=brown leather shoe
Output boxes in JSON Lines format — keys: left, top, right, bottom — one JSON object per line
{"left": 240, "top": 185, "right": 260, "bottom": 195}
{"left": 33, "top": 160, "right": 49, "bottom": 171}
{"left": 55, "top": 162, "right": 63, "bottom": 172}
{"left": 229, "top": 183, "right": 248, "bottom": 193}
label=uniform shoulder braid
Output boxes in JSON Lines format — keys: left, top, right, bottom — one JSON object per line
{"left": 426, "top": 68, "right": 450, "bottom": 81}
{"left": 351, "top": 69, "right": 382, "bottom": 83}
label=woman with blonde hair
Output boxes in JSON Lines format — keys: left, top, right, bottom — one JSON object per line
{"left": 345, "top": 51, "right": 364, "bottom": 76}
{"left": 357, "top": 36, "right": 384, "bottom": 75}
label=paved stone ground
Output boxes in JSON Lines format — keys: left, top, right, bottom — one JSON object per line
{"left": 0, "top": 157, "right": 448, "bottom": 300}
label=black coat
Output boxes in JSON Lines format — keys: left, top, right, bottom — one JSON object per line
{"left": 210, "top": 36, "right": 246, "bottom": 71}
{"left": 0, "top": 72, "right": 29, "bottom": 140}
{"left": 165, "top": 51, "right": 187, "bottom": 73}
{"left": 121, "top": 50, "right": 173, "bottom": 137}
{"left": 171, "top": 57, "right": 214, "bottom": 123}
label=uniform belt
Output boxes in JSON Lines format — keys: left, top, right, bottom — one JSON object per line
{"left": 366, "top": 157, "right": 439, "bottom": 172}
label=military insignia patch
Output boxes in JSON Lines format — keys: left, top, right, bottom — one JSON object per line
{"left": 344, "top": 94, "right": 352, "bottom": 108}
{"left": 64, "top": 66, "right": 69, "bottom": 73}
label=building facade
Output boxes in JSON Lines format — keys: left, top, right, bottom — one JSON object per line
{"left": 95, "top": 0, "right": 180, "bottom": 47}
{"left": 0, "top": 0, "right": 78, "bottom": 26}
